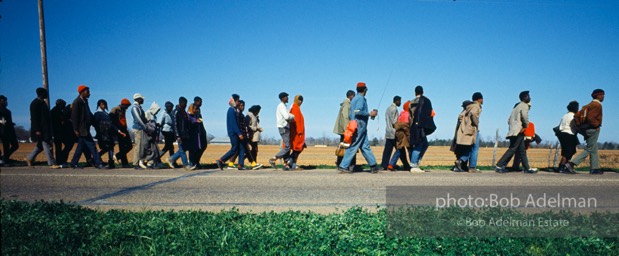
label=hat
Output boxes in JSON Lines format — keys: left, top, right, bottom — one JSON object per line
{"left": 77, "top": 85, "right": 89, "bottom": 93}
{"left": 121, "top": 98, "right": 131, "bottom": 105}
{"left": 519, "top": 91, "right": 530, "bottom": 101}
{"left": 357, "top": 82, "right": 366, "bottom": 88}
{"left": 278, "top": 92, "right": 289, "bottom": 100}
{"left": 472, "top": 92, "right": 483, "bottom": 101}
{"left": 133, "top": 93, "right": 144, "bottom": 100}
{"left": 591, "top": 89, "right": 605, "bottom": 98}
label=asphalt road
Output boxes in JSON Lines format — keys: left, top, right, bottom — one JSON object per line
{"left": 1, "top": 166, "right": 618, "bottom": 213}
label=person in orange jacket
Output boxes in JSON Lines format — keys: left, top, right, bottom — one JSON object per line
{"left": 288, "top": 95, "right": 306, "bottom": 170}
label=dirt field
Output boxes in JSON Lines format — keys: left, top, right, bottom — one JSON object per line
{"left": 7, "top": 143, "right": 619, "bottom": 169}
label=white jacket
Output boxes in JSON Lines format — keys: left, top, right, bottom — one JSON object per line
{"left": 276, "top": 102, "right": 294, "bottom": 128}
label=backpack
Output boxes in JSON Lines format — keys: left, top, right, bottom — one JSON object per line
{"left": 572, "top": 104, "right": 591, "bottom": 135}
{"left": 343, "top": 120, "right": 358, "bottom": 144}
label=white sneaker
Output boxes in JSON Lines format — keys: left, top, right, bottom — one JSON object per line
{"left": 138, "top": 160, "right": 147, "bottom": 169}
{"left": 113, "top": 155, "right": 120, "bottom": 165}
{"left": 410, "top": 167, "right": 424, "bottom": 173}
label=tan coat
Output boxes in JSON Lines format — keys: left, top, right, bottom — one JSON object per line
{"left": 506, "top": 101, "right": 529, "bottom": 137}
{"left": 456, "top": 102, "right": 481, "bottom": 145}
{"left": 333, "top": 98, "right": 351, "bottom": 135}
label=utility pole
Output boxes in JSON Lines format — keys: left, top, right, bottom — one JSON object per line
{"left": 38, "top": 0, "right": 49, "bottom": 106}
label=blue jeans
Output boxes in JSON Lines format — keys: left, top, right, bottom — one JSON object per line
{"left": 410, "top": 137, "right": 428, "bottom": 167}
{"left": 170, "top": 143, "right": 189, "bottom": 166}
{"left": 339, "top": 120, "right": 377, "bottom": 169}
{"left": 220, "top": 135, "right": 245, "bottom": 166}
{"left": 459, "top": 131, "right": 480, "bottom": 168}
{"left": 71, "top": 135, "right": 102, "bottom": 166}
{"left": 27, "top": 140, "right": 56, "bottom": 166}
{"left": 389, "top": 147, "right": 410, "bottom": 167}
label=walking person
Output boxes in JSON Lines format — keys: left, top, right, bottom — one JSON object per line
{"left": 269, "top": 92, "right": 295, "bottom": 170}
{"left": 25, "top": 88, "right": 60, "bottom": 168}
{"left": 338, "top": 82, "right": 380, "bottom": 174}
{"left": 51, "top": 99, "right": 74, "bottom": 166}
{"left": 495, "top": 91, "right": 537, "bottom": 174}
{"left": 454, "top": 92, "right": 483, "bottom": 173}
{"left": 388, "top": 100, "right": 412, "bottom": 171}
{"left": 333, "top": 90, "right": 356, "bottom": 167}
{"left": 159, "top": 101, "right": 176, "bottom": 164}
{"left": 555, "top": 101, "right": 580, "bottom": 174}
{"left": 143, "top": 101, "right": 162, "bottom": 168}
{"left": 451, "top": 100, "right": 473, "bottom": 171}
{"left": 192, "top": 96, "right": 208, "bottom": 168}
{"left": 565, "top": 89, "right": 605, "bottom": 175}
{"left": 236, "top": 100, "right": 258, "bottom": 168}
{"left": 69, "top": 85, "right": 105, "bottom": 169}
{"left": 224, "top": 94, "right": 241, "bottom": 169}
{"left": 94, "top": 99, "right": 126, "bottom": 169}
{"left": 215, "top": 97, "right": 246, "bottom": 170}
{"left": 381, "top": 96, "right": 401, "bottom": 170}
{"left": 288, "top": 95, "right": 306, "bottom": 170}
{"left": 510, "top": 121, "right": 541, "bottom": 171}
{"left": 131, "top": 93, "right": 148, "bottom": 169}
{"left": 247, "top": 105, "right": 264, "bottom": 169}
{"left": 409, "top": 86, "right": 435, "bottom": 173}
{"left": 0, "top": 95, "right": 20, "bottom": 166}
{"left": 187, "top": 103, "right": 206, "bottom": 167}
{"left": 109, "top": 98, "right": 133, "bottom": 168}
{"left": 167, "top": 97, "right": 196, "bottom": 170}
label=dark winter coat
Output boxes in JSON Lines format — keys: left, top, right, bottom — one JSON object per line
{"left": 71, "top": 96, "right": 93, "bottom": 137}
{"left": 30, "top": 98, "right": 53, "bottom": 142}
{"left": 173, "top": 106, "right": 191, "bottom": 146}
{"left": 410, "top": 95, "right": 436, "bottom": 146}
{"left": 0, "top": 107, "right": 16, "bottom": 139}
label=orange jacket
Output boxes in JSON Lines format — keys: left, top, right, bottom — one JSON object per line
{"left": 289, "top": 100, "right": 305, "bottom": 152}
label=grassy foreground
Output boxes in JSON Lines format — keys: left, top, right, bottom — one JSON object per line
{"left": 1, "top": 200, "right": 618, "bottom": 255}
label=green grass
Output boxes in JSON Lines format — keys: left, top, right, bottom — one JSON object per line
{"left": 2, "top": 200, "right": 618, "bottom": 255}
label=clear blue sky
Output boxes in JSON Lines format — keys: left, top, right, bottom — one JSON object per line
{"left": 1, "top": 0, "right": 618, "bottom": 143}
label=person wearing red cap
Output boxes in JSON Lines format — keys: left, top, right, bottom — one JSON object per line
{"left": 566, "top": 89, "right": 605, "bottom": 174}
{"left": 109, "top": 98, "right": 133, "bottom": 167}
{"left": 69, "top": 85, "right": 105, "bottom": 169}
{"left": 338, "top": 82, "right": 380, "bottom": 174}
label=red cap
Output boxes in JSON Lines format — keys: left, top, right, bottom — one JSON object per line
{"left": 357, "top": 82, "right": 366, "bottom": 88}
{"left": 120, "top": 98, "right": 131, "bottom": 105}
{"left": 77, "top": 85, "right": 89, "bottom": 93}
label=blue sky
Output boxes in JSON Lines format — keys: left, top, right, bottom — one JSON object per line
{"left": 1, "top": 0, "right": 618, "bottom": 143}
